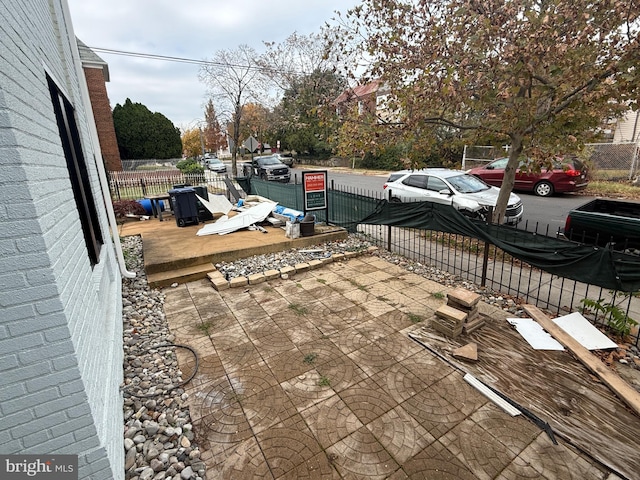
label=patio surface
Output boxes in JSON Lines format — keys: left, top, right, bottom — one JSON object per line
{"left": 160, "top": 255, "right": 638, "bottom": 479}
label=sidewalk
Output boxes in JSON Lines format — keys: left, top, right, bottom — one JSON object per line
{"left": 163, "top": 254, "right": 637, "bottom": 479}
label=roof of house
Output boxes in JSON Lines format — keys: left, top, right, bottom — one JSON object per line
{"left": 76, "top": 38, "right": 110, "bottom": 82}
{"left": 334, "top": 80, "right": 382, "bottom": 104}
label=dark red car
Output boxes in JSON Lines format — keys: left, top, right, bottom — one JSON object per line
{"left": 467, "top": 157, "right": 589, "bottom": 197}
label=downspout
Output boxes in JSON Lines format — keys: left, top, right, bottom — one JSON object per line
{"left": 61, "top": 1, "right": 135, "bottom": 278}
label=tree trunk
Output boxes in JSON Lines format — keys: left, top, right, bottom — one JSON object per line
{"left": 492, "top": 135, "right": 524, "bottom": 223}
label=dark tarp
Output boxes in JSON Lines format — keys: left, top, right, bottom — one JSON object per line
{"left": 360, "top": 201, "right": 640, "bottom": 292}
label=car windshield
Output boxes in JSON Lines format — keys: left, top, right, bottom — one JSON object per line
{"left": 209, "top": 158, "right": 222, "bottom": 164}
{"left": 447, "top": 174, "right": 490, "bottom": 193}
{"left": 258, "top": 157, "right": 281, "bottom": 166}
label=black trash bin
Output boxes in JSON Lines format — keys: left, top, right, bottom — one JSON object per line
{"left": 192, "top": 186, "right": 213, "bottom": 222}
{"left": 168, "top": 187, "right": 199, "bottom": 227}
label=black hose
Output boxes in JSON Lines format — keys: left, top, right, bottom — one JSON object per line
{"left": 122, "top": 343, "right": 199, "bottom": 399}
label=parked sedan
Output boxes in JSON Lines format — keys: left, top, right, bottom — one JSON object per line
{"left": 206, "top": 157, "right": 227, "bottom": 174}
{"left": 383, "top": 169, "right": 524, "bottom": 224}
{"left": 468, "top": 157, "right": 589, "bottom": 197}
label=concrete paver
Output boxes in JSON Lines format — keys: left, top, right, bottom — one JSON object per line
{"left": 159, "top": 254, "right": 636, "bottom": 479}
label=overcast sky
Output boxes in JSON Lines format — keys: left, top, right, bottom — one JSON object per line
{"left": 67, "top": 0, "right": 361, "bottom": 130}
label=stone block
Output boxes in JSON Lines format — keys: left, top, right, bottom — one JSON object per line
{"left": 447, "top": 287, "right": 481, "bottom": 307}
{"left": 280, "top": 266, "right": 296, "bottom": 277}
{"left": 294, "top": 262, "right": 310, "bottom": 272}
{"left": 332, "top": 253, "right": 346, "bottom": 262}
{"left": 308, "top": 260, "right": 324, "bottom": 270}
{"left": 264, "top": 269, "right": 280, "bottom": 280}
{"left": 248, "top": 273, "right": 266, "bottom": 285}
{"left": 229, "top": 276, "right": 248, "bottom": 288}
{"left": 435, "top": 304, "right": 467, "bottom": 324}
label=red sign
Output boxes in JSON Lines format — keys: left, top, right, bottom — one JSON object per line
{"left": 304, "top": 173, "right": 325, "bottom": 191}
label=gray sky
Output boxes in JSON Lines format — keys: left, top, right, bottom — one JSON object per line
{"left": 67, "top": 0, "right": 360, "bottom": 130}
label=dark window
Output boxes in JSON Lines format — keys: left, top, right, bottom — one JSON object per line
{"left": 47, "top": 74, "right": 103, "bottom": 266}
{"left": 426, "top": 176, "right": 448, "bottom": 192}
{"left": 402, "top": 175, "right": 428, "bottom": 189}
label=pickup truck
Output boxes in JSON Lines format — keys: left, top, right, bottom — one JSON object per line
{"left": 563, "top": 198, "right": 640, "bottom": 249}
{"left": 242, "top": 155, "right": 291, "bottom": 183}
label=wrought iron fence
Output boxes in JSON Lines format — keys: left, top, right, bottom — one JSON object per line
{"left": 108, "top": 170, "right": 239, "bottom": 201}
{"left": 322, "top": 183, "right": 640, "bottom": 347}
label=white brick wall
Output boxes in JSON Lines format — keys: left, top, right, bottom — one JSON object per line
{"left": 0, "top": 2, "right": 123, "bottom": 479}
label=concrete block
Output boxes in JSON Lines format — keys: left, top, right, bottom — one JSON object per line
{"left": 280, "top": 266, "right": 296, "bottom": 277}
{"left": 208, "top": 271, "right": 229, "bottom": 291}
{"left": 332, "top": 253, "right": 345, "bottom": 262}
{"left": 345, "top": 251, "right": 359, "bottom": 259}
{"left": 264, "top": 269, "right": 280, "bottom": 280}
{"left": 435, "top": 304, "right": 467, "bottom": 324}
{"left": 366, "top": 246, "right": 379, "bottom": 254}
{"left": 294, "top": 262, "right": 310, "bottom": 272}
{"left": 447, "top": 287, "right": 481, "bottom": 307}
{"left": 229, "top": 276, "right": 248, "bottom": 288}
{"left": 248, "top": 273, "right": 266, "bottom": 285}
{"left": 308, "top": 260, "right": 323, "bottom": 270}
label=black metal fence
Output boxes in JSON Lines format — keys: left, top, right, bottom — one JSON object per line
{"left": 109, "top": 170, "right": 639, "bottom": 346}
{"left": 325, "top": 183, "right": 640, "bottom": 347}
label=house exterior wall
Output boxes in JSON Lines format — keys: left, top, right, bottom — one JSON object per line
{"left": 83, "top": 66, "right": 123, "bottom": 172}
{"left": 613, "top": 109, "right": 640, "bottom": 143}
{"left": 0, "top": 1, "right": 123, "bottom": 479}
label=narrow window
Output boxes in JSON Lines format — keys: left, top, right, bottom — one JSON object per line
{"left": 47, "top": 74, "right": 103, "bottom": 266}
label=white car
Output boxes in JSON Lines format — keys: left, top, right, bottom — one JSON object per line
{"left": 206, "top": 157, "right": 227, "bottom": 174}
{"left": 383, "top": 168, "right": 523, "bottom": 224}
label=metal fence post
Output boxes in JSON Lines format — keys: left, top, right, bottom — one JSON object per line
{"left": 387, "top": 189, "right": 392, "bottom": 252}
{"left": 481, "top": 207, "right": 493, "bottom": 287}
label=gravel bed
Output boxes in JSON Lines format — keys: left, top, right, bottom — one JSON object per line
{"left": 121, "top": 236, "right": 204, "bottom": 480}
{"left": 119, "top": 232, "right": 639, "bottom": 478}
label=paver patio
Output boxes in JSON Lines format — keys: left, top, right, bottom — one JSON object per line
{"left": 165, "top": 255, "right": 634, "bottom": 479}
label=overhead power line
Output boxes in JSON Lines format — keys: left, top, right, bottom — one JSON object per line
{"left": 88, "top": 46, "right": 294, "bottom": 75}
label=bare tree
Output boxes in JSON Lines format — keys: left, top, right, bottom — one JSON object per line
{"left": 199, "top": 45, "right": 269, "bottom": 176}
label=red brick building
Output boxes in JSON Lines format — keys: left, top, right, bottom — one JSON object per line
{"left": 77, "top": 39, "right": 122, "bottom": 171}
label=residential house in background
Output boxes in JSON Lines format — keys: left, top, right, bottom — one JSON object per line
{"left": 1, "top": 1, "right": 131, "bottom": 478}
{"left": 334, "top": 80, "right": 396, "bottom": 124}
{"left": 613, "top": 109, "right": 640, "bottom": 143}
{"left": 334, "top": 80, "right": 382, "bottom": 118}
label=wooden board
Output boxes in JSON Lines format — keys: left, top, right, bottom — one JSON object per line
{"left": 524, "top": 304, "right": 640, "bottom": 418}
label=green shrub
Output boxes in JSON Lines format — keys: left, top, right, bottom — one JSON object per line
{"left": 176, "top": 158, "right": 204, "bottom": 175}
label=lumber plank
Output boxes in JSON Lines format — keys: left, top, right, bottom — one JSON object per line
{"left": 523, "top": 304, "right": 640, "bottom": 418}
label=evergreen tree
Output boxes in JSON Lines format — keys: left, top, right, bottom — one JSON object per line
{"left": 112, "top": 99, "right": 182, "bottom": 159}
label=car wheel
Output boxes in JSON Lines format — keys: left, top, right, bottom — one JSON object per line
{"left": 534, "top": 181, "right": 554, "bottom": 197}
{"left": 390, "top": 197, "right": 402, "bottom": 203}
{"left": 260, "top": 173, "right": 267, "bottom": 180}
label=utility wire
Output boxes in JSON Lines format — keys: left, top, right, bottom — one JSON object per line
{"left": 89, "top": 46, "right": 297, "bottom": 75}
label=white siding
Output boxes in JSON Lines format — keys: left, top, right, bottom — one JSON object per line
{"left": 0, "top": 1, "right": 123, "bottom": 478}
{"left": 613, "top": 109, "right": 640, "bottom": 143}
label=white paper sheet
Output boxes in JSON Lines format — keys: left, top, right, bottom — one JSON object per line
{"left": 507, "top": 318, "right": 565, "bottom": 351}
{"left": 552, "top": 312, "right": 618, "bottom": 350}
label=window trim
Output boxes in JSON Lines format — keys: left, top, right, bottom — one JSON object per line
{"left": 47, "top": 74, "right": 103, "bottom": 266}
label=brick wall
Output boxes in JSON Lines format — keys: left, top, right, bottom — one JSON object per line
{"left": 0, "top": 2, "right": 123, "bottom": 479}
{"left": 84, "top": 66, "right": 123, "bottom": 171}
